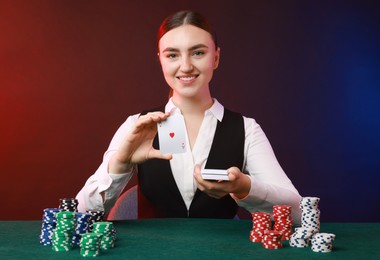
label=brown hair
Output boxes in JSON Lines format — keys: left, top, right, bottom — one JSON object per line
{"left": 157, "top": 10, "right": 218, "bottom": 51}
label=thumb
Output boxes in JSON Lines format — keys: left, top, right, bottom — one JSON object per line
{"left": 227, "top": 167, "right": 241, "bottom": 181}
{"left": 194, "top": 164, "right": 201, "bottom": 173}
{"left": 147, "top": 148, "right": 173, "bottom": 161}
{"left": 193, "top": 164, "right": 202, "bottom": 179}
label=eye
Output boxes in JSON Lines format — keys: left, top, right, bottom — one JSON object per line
{"left": 166, "top": 53, "right": 178, "bottom": 59}
{"left": 193, "top": 51, "right": 205, "bottom": 57}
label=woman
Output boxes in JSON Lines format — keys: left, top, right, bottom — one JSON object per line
{"left": 76, "top": 10, "right": 302, "bottom": 222}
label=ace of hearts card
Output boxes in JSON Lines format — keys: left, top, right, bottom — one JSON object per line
{"left": 157, "top": 113, "right": 187, "bottom": 154}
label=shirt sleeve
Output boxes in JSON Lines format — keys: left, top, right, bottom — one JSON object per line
{"left": 231, "top": 117, "right": 302, "bottom": 224}
{"left": 76, "top": 114, "right": 139, "bottom": 214}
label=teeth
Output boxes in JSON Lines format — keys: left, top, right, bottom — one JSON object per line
{"left": 179, "top": 76, "right": 195, "bottom": 81}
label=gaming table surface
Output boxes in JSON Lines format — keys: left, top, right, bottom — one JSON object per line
{"left": 0, "top": 219, "right": 379, "bottom": 259}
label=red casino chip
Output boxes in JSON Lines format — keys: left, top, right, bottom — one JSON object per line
{"left": 250, "top": 212, "right": 272, "bottom": 243}
{"left": 272, "top": 205, "right": 293, "bottom": 241}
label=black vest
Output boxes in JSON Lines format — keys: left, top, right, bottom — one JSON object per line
{"left": 137, "top": 108, "right": 245, "bottom": 218}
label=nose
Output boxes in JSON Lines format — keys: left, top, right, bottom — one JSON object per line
{"left": 180, "top": 56, "right": 193, "bottom": 73}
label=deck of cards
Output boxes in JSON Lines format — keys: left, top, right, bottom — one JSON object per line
{"left": 157, "top": 113, "right": 187, "bottom": 154}
{"left": 201, "top": 169, "right": 229, "bottom": 181}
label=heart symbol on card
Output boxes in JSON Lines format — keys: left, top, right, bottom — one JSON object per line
{"left": 169, "top": 132, "right": 175, "bottom": 138}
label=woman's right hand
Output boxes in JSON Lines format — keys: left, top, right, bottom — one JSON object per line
{"left": 108, "top": 111, "right": 172, "bottom": 174}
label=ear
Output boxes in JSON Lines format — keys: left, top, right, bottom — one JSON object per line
{"left": 157, "top": 52, "right": 162, "bottom": 64}
{"left": 213, "top": 47, "right": 221, "bottom": 69}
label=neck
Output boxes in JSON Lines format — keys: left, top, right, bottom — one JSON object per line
{"left": 171, "top": 93, "right": 213, "bottom": 116}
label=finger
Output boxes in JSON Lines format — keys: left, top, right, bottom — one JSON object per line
{"left": 145, "top": 111, "right": 171, "bottom": 121}
{"left": 137, "top": 112, "right": 170, "bottom": 126}
{"left": 145, "top": 111, "right": 170, "bottom": 117}
{"left": 133, "top": 114, "right": 168, "bottom": 134}
{"left": 133, "top": 116, "right": 157, "bottom": 131}
{"left": 151, "top": 113, "right": 171, "bottom": 123}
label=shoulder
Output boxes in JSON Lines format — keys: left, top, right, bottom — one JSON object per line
{"left": 222, "top": 107, "right": 257, "bottom": 129}
{"left": 241, "top": 115, "right": 270, "bottom": 145}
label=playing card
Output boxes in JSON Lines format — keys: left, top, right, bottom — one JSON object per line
{"left": 201, "top": 169, "right": 229, "bottom": 181}
{"left": 157, "top": 113, "right": 187, "bottom": 154}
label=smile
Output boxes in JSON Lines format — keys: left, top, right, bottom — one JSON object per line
{"left": 177, "top": 75, "right": 198, "bottom": 82}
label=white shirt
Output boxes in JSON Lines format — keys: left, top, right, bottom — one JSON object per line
{"left": 76, "top": 99, "right": 302, "bottom": 223}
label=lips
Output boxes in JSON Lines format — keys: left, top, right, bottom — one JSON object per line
{"left": 177, "top": 75, "right": 198, "bottom": 83}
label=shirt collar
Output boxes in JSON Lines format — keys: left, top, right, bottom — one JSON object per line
{"left": 165, "top": 98, "right": 224, "bottom": 122}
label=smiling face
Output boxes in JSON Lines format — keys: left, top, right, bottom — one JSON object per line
{"left": 158, "top": 24, "right": 220, "bottom": 101}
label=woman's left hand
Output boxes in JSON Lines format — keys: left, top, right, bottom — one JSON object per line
{"left": 193, "top": 165, "right": 251, "bottom": 199}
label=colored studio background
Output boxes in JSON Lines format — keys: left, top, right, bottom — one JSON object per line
{"left": 1, "top": 0, "right": 379, "bottom": 221}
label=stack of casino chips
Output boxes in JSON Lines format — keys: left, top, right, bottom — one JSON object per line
{"left": 300, "top": 197, "right": 321, "bottom": 233}
{"left": 272, "top": 205, "right": 293, "bottom": 240}
{"left": 92, "top": 222, "right": 116, "bottom": 250}
{"left": 59, "top": 198, "right": 79, "bottom": 212}
{"left": 290, "top": 197, "right": 336, "bottom": 253}
{"left": 289, "top": 227, "right": 315, "bottom": 247}
{"left": 40, "top": 208, "right": 62, "bottom": 246}
{"left": 289, "top": 197, "right": 321, "bottom": 248}
{"left": 262, "top": 230, "right": 283, "bottom": 249}
{"left": 51, "top": 211, "right": 77, "bottom": 252}
{"left": 311, "top": 233, "right": 336, "bottom": 253}
{"left": 72, "top": 212, "right": 92, "bottom": 246}
{"left": 80, "top": 233, "right": 103, "bottom": 257}
{"left": 249, "top": 212, "right": 271, "bottom": 242}
{"left": 86, "top": 210, "right": 105, "bottom": 231}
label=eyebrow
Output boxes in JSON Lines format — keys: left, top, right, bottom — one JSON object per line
{"left": 162, "top": 44, "right": 209, "bottom": 53}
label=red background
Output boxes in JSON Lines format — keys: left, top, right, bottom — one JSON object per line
{"left": 1, "top": 0, "right": 379, "bottom": 221}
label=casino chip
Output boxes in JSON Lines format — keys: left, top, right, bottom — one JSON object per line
{"left": 86, "top": 210, "right": 105, "bottom": 231}
{"left": 51, "top": 211, "right": 77, "bottom": 252}
{"left": 249, "top": 199, "right": 336, "bottom": 253}
{"left": 310, "top": 232, "right": 336, "bottom": 253}
{"left": 39, "top": 208, "right": 62, "bottom": 246}
{"left": 289, "top": 197, "right": 336, "bottom": 253}
{"left": 80, "top": 233, "right": 103, "bottom": 257}
{"left": 59, "top": 198, "right": 79, "bottom": 212}
{"left": 92, "top": 222, "right": 117, "bottom": 250}
{"left": 289, "top": 227, "right": 315, "bottom": 247}
{"left": 300, "top": 197, "right": 321, "bottom": 234}
{"left": 40, "top": 199, "right": 117, "bottom": 257}
{"left": 249, "top": 212, "right": 271, "bottom": 243}
{"left": 272, "top": 205, "right": 293, "bottom": 240}
{"left": 262, "top": 230, "right": 283, "bottom": 249}
{"left": 72, "top": 212, "right": 92, "bottom": 246}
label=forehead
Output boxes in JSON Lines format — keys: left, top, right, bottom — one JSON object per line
{"left": 158, "top": 24, "right": 215, "bottom": 51}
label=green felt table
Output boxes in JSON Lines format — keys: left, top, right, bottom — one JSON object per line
{"left": 0, "top": 219, "right": 379, "bottom": 259}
